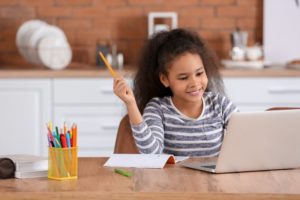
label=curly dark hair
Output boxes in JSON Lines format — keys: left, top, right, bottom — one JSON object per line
{"left": 133, "top": 28, "right": 224, "bottom": 113}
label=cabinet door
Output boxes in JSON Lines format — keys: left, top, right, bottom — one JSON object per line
{"left": 54, "top": 105, "right": 126, "bottom": 157}
{"left": 0, "top": 79, "right": 51, "bottom": 156}
{"left": 223, "top": 77, "right": 300, "bottom": 111}
{"left": 54, "top": 78, "right": 121, "bottom": 104}
{"left": 53, "top": 78, "right": 129, "bottom": 157}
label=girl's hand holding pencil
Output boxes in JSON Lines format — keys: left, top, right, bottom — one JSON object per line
{"left": 98, "top": 51, "right": 136, "bottom": 106}
{"left": 99, "top": 51, "right": 143, "bottom": 125}
{"left": 113, "top": 77, "right": 136, "bottom": 106}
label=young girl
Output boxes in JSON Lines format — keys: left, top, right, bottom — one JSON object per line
{"left": 113, "top": 28, "right": 238, "bottom": 157}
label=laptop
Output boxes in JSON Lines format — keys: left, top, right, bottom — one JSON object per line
{"left": 181, "top": 109, "right": 300, "bottom": 173}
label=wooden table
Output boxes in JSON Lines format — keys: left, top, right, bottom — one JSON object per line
{"left": 1, "top": 158, "right": 300, "bottom": 200}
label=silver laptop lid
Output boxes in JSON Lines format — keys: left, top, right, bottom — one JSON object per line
{"left": 215, "top": 109, "right": 300, "bottom": 173}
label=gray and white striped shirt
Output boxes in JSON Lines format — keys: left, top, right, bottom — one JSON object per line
{"left": 131, "top": 92, "right": 238, "bottom": 157}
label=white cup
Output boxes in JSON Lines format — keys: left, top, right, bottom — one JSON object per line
{"left": 230, "top": 46, "right": 245, "bottom": 61}
{"left": 246, "top": 46, "right": 263, "bottom": 61}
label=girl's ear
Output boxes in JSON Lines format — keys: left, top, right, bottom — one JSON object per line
{"left": 159, "top": 73, "right": 169, "bottom": 88}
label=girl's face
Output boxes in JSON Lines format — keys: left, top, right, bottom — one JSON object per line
{"left": 160, "top": 53, "right": 208, "bottom": 105}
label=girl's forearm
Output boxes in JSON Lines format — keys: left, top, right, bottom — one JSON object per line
{"left": 126, "top": 102, "right": 143, "bottom": 125}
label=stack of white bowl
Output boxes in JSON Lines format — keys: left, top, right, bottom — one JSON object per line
{"left": 16, "top": 20, "right": 72, "bottom": 70}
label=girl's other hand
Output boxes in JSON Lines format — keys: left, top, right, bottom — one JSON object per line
{"left": 113, "top": 76, "right": 136, "bottom": 106}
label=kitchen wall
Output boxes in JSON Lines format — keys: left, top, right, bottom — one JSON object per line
{"left": 0, "top": 0, "right": 262, "bottom": 68}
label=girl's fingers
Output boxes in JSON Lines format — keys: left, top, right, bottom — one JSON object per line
{"left": 113, "top": 77, "right": 123, "bottom": 89}
{"left": 114, "top": 77, "right": 125, "bottom": 87}
{"left": 114, "top": 81, "right": 128, "bottom": 96}
{"left": 113, "top": 77, "right": 134, "bottom": 104}
{"left": 114, "top": 76, "right": 124, "bottom": 83}
{"left": 116, "top": 83, "right": 128, "bottom": 96}
{"left": 114, "top": 80, "right": 126, "bottom": 91}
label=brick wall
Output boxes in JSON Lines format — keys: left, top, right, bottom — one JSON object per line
{"left": 0, "top": 0, "right": 262, "bottom": 68}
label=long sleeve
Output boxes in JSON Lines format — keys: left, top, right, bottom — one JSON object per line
{"left": 131, "top": 98, "right": 164, "bottom": 154}
{"left": 130, "top": 93, "right": 239, "bottom": 157}
{"left": 219, "top": 95, "right": 239, "bottom": 128}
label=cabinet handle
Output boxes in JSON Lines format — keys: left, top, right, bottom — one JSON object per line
{"left": 268, "top": 87, "right": 300, "bottom": 94}
{"left": 102, "top": 125, "right": 118, "bottom": 130}
{"left": 100, "top": 88, "right": 114, "bottom": 94}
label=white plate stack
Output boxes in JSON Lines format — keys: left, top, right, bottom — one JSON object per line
{"left": 16, "top": 20, "right": 72, "bottom": 70}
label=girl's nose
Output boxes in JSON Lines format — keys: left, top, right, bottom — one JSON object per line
{"left": 189, "top": 76, "right": 199, "bottom": 87}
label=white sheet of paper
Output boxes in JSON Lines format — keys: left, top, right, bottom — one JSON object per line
{"left": 104, "top": 154, "right": 188, "bottom": 169}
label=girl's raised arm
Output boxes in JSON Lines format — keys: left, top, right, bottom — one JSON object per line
{"left": 113, "top": 77, "right": 143, "bottom": 125}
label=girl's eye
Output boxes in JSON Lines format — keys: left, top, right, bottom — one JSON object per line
{"left": 196, "top": 72, "right": 203, "bottom": 76}
{"left": 178, "top": 76, "right": 187, "bottom": 80}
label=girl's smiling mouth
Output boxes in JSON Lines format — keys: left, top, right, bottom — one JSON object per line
{"left": 186, "top": 89, "right": 203, "bottom": 96}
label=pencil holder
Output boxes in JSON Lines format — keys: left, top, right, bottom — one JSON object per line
{"left": 48, "top": 147, "right": 78, "bottom": 180}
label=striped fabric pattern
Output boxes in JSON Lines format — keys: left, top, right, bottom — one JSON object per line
{"left": 131, "top": 92, "right": 238, "bottom": 157}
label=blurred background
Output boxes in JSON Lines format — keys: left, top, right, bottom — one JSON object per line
{"left": 1, "top": 0, "right": 300, "bottom": 157}
{"left": 0, "top": 0, "right": 262, "bottom": 68}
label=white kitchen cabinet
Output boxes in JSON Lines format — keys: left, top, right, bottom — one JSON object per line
{"left": 1, "top": 75, "right": 299, "bottom": 157}
{"left": 223, "top": 77, "right": 300, "bottom": 111}
{"left": 53, "top": 78, "right": 127, "bottom": 157}
{"left": 0, "top": 79, "right": 51, "bottom": 156}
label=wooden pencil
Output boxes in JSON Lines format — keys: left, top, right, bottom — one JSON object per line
{"left": 98, "top": 51, "right": 117, "bottom": 77}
